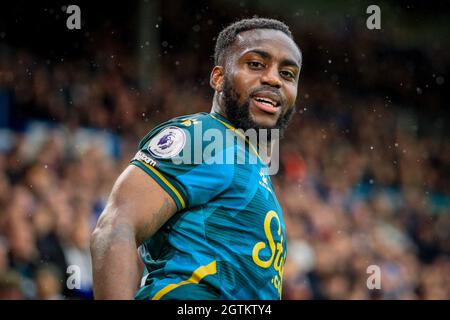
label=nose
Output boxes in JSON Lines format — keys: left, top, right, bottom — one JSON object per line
{"left": 260, "top": 66, "right": 282, "bottom": 89}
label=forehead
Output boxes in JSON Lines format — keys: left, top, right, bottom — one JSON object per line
{"left": 231, "top": 29, "right": 301, "bottom": 64}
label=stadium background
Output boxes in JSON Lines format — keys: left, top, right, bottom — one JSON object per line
{"left": 0, "top": 0, "right": 448, "bottom": 299}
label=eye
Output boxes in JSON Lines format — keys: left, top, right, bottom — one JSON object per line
{"left": 247, "top": 61, "right": 265, "bottom": 69}
{"left": 280, "top": 70, "right": 295, "bottom": 80}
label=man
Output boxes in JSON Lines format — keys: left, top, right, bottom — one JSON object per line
{"left": 90, "top": 17, "right": 302, "bottom": 300}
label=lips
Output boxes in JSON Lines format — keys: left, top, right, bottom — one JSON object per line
{"left": 251, "top": 91, "right": 281, "bottom": 114}
{"left": 252, "top": 98, "right": 279, "bottom": 114}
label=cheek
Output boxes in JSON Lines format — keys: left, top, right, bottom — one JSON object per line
{"left": 229, "top": 70, "right": 255, "bottom": 99}
{"left": 286, "top": 86, "right": 298, "bottom": 106}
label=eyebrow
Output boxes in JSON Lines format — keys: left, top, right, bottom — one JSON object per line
{"left": 243, "top": 49, "right": 301, "bottom": 69}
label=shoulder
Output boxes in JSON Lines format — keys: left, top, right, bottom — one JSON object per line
{"left": 137, "top": 112, "right": 234, "bottom": 160}
{"left": 138, "top": 112, "right": 223, "bottom": 148}
{"left": 132, "top": 113, "right": 236, "bottom": 209}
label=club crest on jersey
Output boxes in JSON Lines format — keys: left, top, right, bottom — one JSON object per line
{"left": 148, "top": 127, "right": 186, "bottom": 158}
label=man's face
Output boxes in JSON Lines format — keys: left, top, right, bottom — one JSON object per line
{"left": 220, "top": 29, "right": 301, "bottom": 132}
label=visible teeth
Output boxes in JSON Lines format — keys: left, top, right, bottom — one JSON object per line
{"left": 255, "top": 97, "right": 275, "bottom": 106}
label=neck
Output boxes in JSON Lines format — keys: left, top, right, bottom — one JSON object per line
{"left": 210, "top": 92, "right": 227, "bottom": 118}
{"left": 210, "top": 92, "right": 276, "bottom": 163}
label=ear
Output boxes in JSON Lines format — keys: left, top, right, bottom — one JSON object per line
{"left": 210, "top": 66, "right": 224, "bottom": 92}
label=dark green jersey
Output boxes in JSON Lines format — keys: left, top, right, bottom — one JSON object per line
{"left": 130, "top": 112, "right": 287, "bottom": 300}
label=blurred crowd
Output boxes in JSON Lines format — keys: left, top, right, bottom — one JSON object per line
{"left": 0, "top": 16, "right": 449, "bottom": 300}
{"left": 279, "top": 88, "right": 450, "bottom": 299}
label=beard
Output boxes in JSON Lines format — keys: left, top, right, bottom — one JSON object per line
{"left": 221, "top": 76, "right": 295, "bottom": 140}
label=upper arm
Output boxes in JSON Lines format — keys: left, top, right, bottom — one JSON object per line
{"left": 95, "top": 165, "right": 177, "bottom": 246}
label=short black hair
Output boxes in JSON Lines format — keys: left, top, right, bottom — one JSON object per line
{"left": 214, "top": 18, "right": 294, "bottom": 65}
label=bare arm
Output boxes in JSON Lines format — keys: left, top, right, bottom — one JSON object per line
{"left": 90, "top": 165, "right": 177, "bottom": 299}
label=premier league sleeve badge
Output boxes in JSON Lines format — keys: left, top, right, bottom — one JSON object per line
{"left": 147, "top": 126, "right": 187, "bottom": 159}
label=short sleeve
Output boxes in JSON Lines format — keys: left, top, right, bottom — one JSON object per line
{"left": 130, "top": 123, "right": 234, "bottom": 211}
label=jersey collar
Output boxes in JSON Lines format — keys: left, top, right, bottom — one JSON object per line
{"left": 209, "top": 112, "right": 236, "bottom": 129}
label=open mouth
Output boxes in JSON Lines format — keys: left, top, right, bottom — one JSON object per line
{"left": 252, "top": 96, "right": 280, "bottom": 114}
